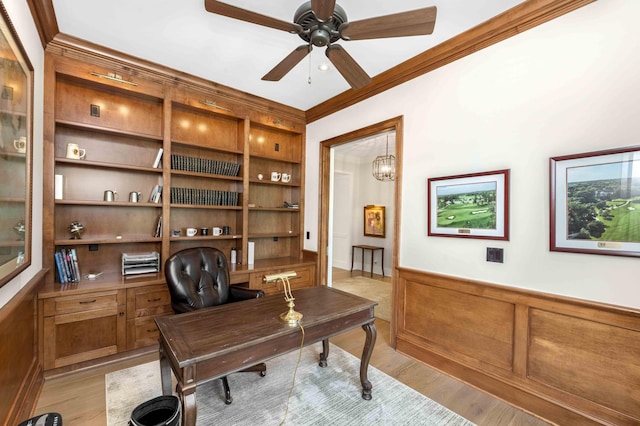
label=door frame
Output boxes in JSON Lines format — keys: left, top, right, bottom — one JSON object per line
{"left": 318, "top": 116, "right": 403, "bottom": 345}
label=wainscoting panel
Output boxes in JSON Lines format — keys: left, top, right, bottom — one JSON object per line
{"left": 528, "top": 308, "right": 640, "bottom": 421}
{"left": 396, "top": 267, "right": 640, "bottom": 425}
{"left": 403, "top": 280, "right": 515, "bottom": 373}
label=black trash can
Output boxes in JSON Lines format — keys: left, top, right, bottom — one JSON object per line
{"left": 129, "top": 395, "right": 181, "bottom": 426}
{"left": 17, "top": 412, "right": 62, "bottom": 426}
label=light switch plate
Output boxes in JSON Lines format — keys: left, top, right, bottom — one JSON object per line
{"left": 486, "top": 247, "right": 504, "bottom": 263}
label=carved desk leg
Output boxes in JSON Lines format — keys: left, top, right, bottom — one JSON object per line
{"left": 319, "top": 338, "right": 330, "bottom": 367}
{"left": 179, "top": 365, "right": 198, "bottom": 426}
{"left": 360, "top": 321, "right": 377, "bottom": 400}
{"left": 159, "top": 344, "right": 172, "bottom": 396}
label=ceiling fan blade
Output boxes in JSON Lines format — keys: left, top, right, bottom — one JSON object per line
{"left": 325, "top": 45, "right": 371, "bottom": 90}
{"left": 341, "top": 6, "right": 437, "bottom": 40}
{"left": 262, "top": 45, "right": 311, "bottom": 82}
{"left": 204, "top": 0, "right": 301, "bottom": 33}
{"left": 312, "top": 0, "right": 337, "bottom": 21}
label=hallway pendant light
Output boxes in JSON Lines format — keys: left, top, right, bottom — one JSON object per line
{"left": 372, "top": 135, "right": 395, "bottom": 181}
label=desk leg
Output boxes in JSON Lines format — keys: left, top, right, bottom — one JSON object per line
{"left": 159, "top": 344, "right": 172, "bottom": 396}
{"left": 350, "top": 246, "right": 355, "bottom": 273}
{"left": 178, "top": 366, "right": 197, "bottom": 426}
{"left": 381, "top": 248, "right": 384, "bottom": 277}
{"left": 319, "top": 338, "right": 329, "bottom": 368}
{"left": 360, "top": 321, "right": 377, "bottom": 400}
{"left": 369, "top": 249, "right": 374, "bottom": 278}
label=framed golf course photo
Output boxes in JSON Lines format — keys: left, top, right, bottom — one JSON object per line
{"left": 550, "top": 146, "right": 640, "bottom": 257}
{"left": 428, "top": 169, "right": 509, "bottom": 240}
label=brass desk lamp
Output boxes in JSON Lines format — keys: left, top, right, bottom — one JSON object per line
{"left": 263, "top": 271, "right": 303, "bottom": 324}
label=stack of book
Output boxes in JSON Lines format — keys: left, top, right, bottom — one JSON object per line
{"left": 153, "top": 216, "right": 163, "bottom": 238}
{"left": 149, "top": 185, "right": 163, "bottom": 203}
{"left": 54, "top": 248, "right": 81, "bottom": 283}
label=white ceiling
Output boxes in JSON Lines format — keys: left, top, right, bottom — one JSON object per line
{"left": 50, "top": 0, "right": 524, "bottom": 111}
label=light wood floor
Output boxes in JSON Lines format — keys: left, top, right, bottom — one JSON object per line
{"left": 33, "top": 271, "right": 551, "bottom": 426}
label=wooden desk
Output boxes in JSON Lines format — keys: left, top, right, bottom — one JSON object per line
{"left": 155, "top": 286, "right": 378, "bottom": 426}
{"left": 351, "top": 245, "right": 385, "bottom": 278}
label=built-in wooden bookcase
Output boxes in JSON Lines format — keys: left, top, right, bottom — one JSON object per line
{"left": 248, "top": 123, "right": 303, "bottom": 261}
{"left": 51, "top": 75, "right": 164, "bottom": 283}
{"left": 167, "top": 102, "right": 245, "bottom": 261}
{"left": 40, "top": 48, "right": 312, "bottom": 369}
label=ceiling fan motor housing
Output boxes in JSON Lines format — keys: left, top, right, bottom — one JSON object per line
{"left": 294, "top": 1, "right": 347, "bottom": 47}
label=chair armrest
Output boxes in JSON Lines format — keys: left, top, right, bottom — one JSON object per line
{"left": 229, "top": 285, "right": 265, "bottom": 302}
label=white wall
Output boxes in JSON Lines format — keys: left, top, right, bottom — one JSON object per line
{"left": 305, "top": 0, "right": 640, "bottom": 309}
{"left": 0, "top": 1, "right": 44, "bottom": 308}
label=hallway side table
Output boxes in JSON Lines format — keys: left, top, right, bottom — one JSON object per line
{"left": 351, "top": 245, "right": 384, "bottom": 278}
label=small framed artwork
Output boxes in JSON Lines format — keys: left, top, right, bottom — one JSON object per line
{"left": 427, "top": 169, "right": 509, "bottom": 240}
{"left": 550, "top": 146, "right": 640, "bottom": 257}
{"left": 364, "top": 205, "right": 385, "bottom": 238}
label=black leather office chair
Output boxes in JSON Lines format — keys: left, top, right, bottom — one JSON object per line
{"left": 164, "top": 247, "right": 266, "bottom": 404}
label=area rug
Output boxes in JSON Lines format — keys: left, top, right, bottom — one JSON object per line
{"left": 106, "top": 343, "right": 474, "bottom": 425}
{"left": 332, "top": 276, "right": 391, "bottom": 322}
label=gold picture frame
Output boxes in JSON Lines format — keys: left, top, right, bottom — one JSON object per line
{"left": 364, "top": 205, "right": 385, "bottom": 238}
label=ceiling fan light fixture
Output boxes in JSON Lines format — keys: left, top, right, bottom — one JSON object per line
{"left": 205, "top": 1, "right": 437, "bottom": 89}
{"left": 318, "top": 63, "right": 330, "bottom": 72}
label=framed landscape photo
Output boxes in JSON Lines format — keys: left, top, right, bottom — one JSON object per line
{"left": 364, "top": 205, "right": 385, "bottom": 238}
{"left": 550, "top": 146, "right": 640, "bottom": 257}
{"left": 427, "top": 169, "right": 509, "bottom": 240}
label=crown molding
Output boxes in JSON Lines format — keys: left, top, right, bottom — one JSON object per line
{"left": 305, "top": 0, "right": 595, "bottom": 123}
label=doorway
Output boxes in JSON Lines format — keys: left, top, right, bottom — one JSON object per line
{"left": 318, "top": 116, "right": 403, "bottom": 344}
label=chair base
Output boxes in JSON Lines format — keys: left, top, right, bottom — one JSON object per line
{"left": 222, "top": 363, "right": 267, "bottom": 404}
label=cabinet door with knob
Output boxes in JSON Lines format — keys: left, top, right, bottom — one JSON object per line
{"left": 41, "top": 289, "right": 126, "bottom": 370}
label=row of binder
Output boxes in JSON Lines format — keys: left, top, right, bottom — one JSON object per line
{"left": 171, "top": 154, "right": 240, "bottom": 177}
{"left": 170, "top": 187, "right": 239, "bottom": 206}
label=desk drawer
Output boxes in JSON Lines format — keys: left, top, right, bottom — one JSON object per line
{"left": 249, "top": 265, "right": 315, "bottom": 296}
{"left": 126, "top": 284, "right": 172, "bottom": 318}
{"left": 43, "top": 290, "right": 123, "bottom": 317}
{"left": 126, "top": 315, "right": 170, "bottom": 349}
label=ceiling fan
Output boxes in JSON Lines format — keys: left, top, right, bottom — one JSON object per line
{"left": 204, "top": 0, "right": 437, "bottom": 90}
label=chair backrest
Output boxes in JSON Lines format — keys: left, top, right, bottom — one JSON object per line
{"left": 164, "top": 247, "right": 231, "bottom": 313}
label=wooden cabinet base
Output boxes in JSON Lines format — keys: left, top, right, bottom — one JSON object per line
{"left": 41, "top": 290, "right": 126, "bottom": 370}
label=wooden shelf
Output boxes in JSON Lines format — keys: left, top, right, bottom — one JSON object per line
{"left": 249, "top": 179, "right": 300, "bottom": 187}
{"left": 171, "top": 169, "right": 242, "bottom": 181}
{"left": 0, "top": 241, "right": 26, "bottom": 247}
{"left": 55, "top": 236, "right": 161, "bottom": 245}
{"left": 55, "top": 200, "right": 162, "bottom": 207}
{"left": 249, "top": 207, "right": 300, "bottom": 212}
{"left": 0, "top": 150, "right": 26, "bottom": 159}
{"left": 249, "top": 232, "right": 300, "bottom": 239}
{"left": 55, "top": 157, "right": 163, "bottom": 174}
{"left": 249, "top": 153, "right": 302, "bottom": 164}
{"left": 55, "top": 118, "right": 162, "bottom": 141}
{"left": 171, "top": 140, "right": 243, "bottom": 155}
{"left": 170, "top": 235, "right": 242, "bottom": 242}
{"left": 38, "top": 271, "right": 165, "bottom": 298}
{"left": 0, "top": 197, "right": 26, "bottom": 203}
